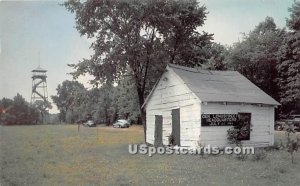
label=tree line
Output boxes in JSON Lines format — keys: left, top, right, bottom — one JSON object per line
{"left": 0, "top": 94, "right": 51, "bottom": 125}
{"left": 1, "top": 0, "right": 299, "bottom": 126}
{"left": 51, "top": 73, "right": 140, "bottom": 124}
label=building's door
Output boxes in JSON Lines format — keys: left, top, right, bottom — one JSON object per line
{"left": 154, "top": 115, "right": 163, "bottom": 146}
{"left": 172, "top": 108, "right": 180, "bottom": 146}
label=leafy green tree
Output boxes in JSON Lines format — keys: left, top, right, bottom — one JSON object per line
{"left": 33, "top": 100, "right": 52, "bottom": 124}
{"left": 64, "top": 0, "right": 212, "bottom": 139}
{"left": 70, "top": 86, "right": 89, "bottom": 122}
{"left": 277, "top": 1, "right": 300, "bottom": 115}
{"left": 11, "top": 94, "right": 38, "bottom": 124}
{"left": 85, "top": 86, "right": 112, "bottom": 124}
{"left": 114, "top": 71, "right": 141, "bottom": 123}
{"left": 86, "top": 88, "right": 102, "bottom": 122}
{"left": 0, "top": 94, "right": 39, "bottom": 125}
{"left": 227, "top": 17, "right": 284, "bottom": 102}
{"left": 0, "top": 98, "right": 15, "bottom": 125}
{"left": 287, "top": 1, "right": 300, "bottom": 31}
{"left": 206, "top": 43, "right": 229, "bottom": 70}
{"left": 51, "top": 80, "right": 86, "bottom": 123}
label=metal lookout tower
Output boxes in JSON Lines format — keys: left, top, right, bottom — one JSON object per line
{"left": 31, "top": 65, "right": 48, "bottom": 105}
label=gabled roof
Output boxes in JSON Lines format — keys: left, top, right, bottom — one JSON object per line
{"left": 143, "top": 64, "right": 280, "bottom": 108}
{"left": 32, "top": 66, "right": 47, "bottom": 72}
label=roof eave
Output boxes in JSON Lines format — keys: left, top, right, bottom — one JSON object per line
{"left": 202, "top": 101, "right": 280, "bottom": 106}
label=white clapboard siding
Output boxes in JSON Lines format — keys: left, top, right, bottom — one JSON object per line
{"left": 180, "top": 104, "right": 201, "bottom": 146}
{"left": 200, "top": 103, "right": 274, "bottom": 147}
{"left": 146, "top": 68, "right": 200, "bottom": 145}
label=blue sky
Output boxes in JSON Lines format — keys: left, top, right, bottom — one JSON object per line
{"left": 0, "top": 0, "right": 296, "bottom": 113}
{"left": 201, "top": 0, "right": 295, "bottom": 44}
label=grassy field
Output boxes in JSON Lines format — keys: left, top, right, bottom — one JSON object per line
{"left": 0, "top": 125, "right": 299, "bottom": 186}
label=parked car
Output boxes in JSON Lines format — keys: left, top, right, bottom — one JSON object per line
{"left": 275, "top": 114, "right": 300, "bottom": 131}
{"left": 84, "top": 120, "right": 96, "bottom": 127}
{"left": 113, "top": 119, "right": 130, "bottom": 128}
{"left": 290, "top": 114, "right": 300, "bottom": 131}
{"left": 274, "top": 121, "right": 285, "bottom": 131}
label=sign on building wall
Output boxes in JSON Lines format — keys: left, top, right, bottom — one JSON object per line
{"left": 201, "top": 114, "right": 238, "bottom": 126}
{"left": 201, "top": 113, "right": 251, "bottom": 140}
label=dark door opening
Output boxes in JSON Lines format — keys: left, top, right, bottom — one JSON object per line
{"left": 172, "top": 108, "right": 180, "bottom": 146}
{"left": 154, "top": 115, "right": 163, "bottom": 146}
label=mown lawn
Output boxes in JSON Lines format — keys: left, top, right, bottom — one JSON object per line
{"left": 0, "top": 125, "right": 299, "bottom": 186}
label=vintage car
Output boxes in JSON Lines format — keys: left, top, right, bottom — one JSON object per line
{"left": 275, "top": 114, "right": 300, "bottom": 132}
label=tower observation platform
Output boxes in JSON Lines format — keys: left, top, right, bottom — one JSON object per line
{"left": 31, "top": 66, "right": 48, "bottom": 104}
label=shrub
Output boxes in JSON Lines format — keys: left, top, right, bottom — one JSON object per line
{"left": 168, "top": 133, "right": 174, "bottom": 146}
{"left": 285, "top": 125, "right": 300, "bottom": 163}
{"left": 227, "top": 128, "right": 241, "bottom": 145}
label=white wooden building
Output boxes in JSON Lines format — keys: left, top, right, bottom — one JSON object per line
{"left": 142, "top": 64, "right": 280, "bottom": 148}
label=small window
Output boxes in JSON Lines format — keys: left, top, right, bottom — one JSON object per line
{"left": 236, "top": 113, "right": 251, "bottom": 141}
